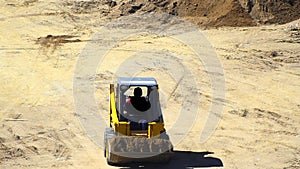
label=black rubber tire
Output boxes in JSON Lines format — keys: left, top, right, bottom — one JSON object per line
{"left": 104, "top": 145, "right": 106, "bottom": 157}
{"left": 106, "top": 142, "right": 115, "bottom": 166}
{"left": 104, "top": 128, "right": 115, "bottom": 158}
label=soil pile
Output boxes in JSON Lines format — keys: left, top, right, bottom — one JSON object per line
{"left": 239, "top": 0, "right": 300, "bottom": 24}
{"left": 112, "top": 0, "right": 256, "bottom": 27}
{"left": 109, "top": 0, "right": 299, "bottom": 27}
{"left": 6, "top": 0, "right": 298, "bottom": 27}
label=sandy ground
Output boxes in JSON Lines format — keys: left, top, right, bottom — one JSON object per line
{"left": 0, "top": 1, "right": 299, "bottom": 169}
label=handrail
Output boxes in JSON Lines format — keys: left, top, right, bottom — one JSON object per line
{"left": 110, "top": 84, "right": 119, "bottom": 124}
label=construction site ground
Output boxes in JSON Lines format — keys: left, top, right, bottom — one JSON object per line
{"left": 0, "top": 1, "right": 299, "bottom": 169}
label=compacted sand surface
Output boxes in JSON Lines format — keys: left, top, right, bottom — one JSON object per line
{"left": 0, "top": 1, "right": 299, "bottom": 169}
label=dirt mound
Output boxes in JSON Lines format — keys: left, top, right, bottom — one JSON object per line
{"left": 34, "top": 0, "right": 299, "bottom": 27}
{"left": 239, "top": 0, "right": 300, "bottom": 24}
{"left": 105, "top": 0, "right": 299, "bottom": 27}
{"left": 112, "top": 0, "right": 255, "bottom": 27}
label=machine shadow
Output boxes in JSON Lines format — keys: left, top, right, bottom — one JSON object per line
{"left": 119, "top": 150, "right": 223, "bottom": 169}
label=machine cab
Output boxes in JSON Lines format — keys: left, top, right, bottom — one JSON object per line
{"left": 115, "top": 77, "right": 164, "bottom": 126}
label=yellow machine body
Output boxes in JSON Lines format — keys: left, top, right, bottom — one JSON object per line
{"left": 104, "top": 77, "right": 173, "bottom": 165}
